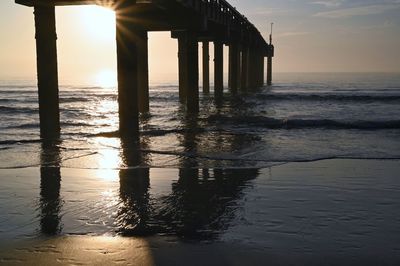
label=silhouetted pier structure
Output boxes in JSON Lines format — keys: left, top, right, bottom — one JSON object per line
{"left": 16, "top": 0, "right": 274, "bottom": 138}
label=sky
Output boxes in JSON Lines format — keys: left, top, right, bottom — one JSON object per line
{"left": 0, "top": 0, "right": 399, "bottom": 84}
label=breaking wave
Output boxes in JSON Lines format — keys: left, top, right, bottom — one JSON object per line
{"left": 207, "top": 115, "right": 400, "bottom": 130}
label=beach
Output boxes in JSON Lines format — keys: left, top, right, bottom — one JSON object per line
{"left": 2, "top": 0, "right": 400, "bottom": 263}
{"left": 1, "top": 159, "right": 400, "bottom": 265}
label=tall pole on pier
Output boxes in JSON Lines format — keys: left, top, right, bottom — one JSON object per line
{"left": 267, "top": 22, "right": 274, "bottom": 86}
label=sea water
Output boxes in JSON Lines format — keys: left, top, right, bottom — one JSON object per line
{"left": 1, "top": 73, "right": 400, "bottom": 169}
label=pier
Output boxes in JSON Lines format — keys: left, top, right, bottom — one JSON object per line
{"left": 16, "top": 0, "right": 274, "bottom": 138}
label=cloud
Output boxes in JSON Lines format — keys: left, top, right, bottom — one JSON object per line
{"left": 278, "top": 31, "right": 311, "bottom": 38}
{"left": 313, "top": 4, "right": 400, "bottom": 18}
{"left": 250, "top": 7, "right": 290, "bottom": 16}
{"left": 359, "top": 20, "right": 396, "bottom": 30}
{"left": 312, "top": 0, "right": 400, "bottom": 7}
{"left": 312, "top": 0, "right": 344, "bottom": 8}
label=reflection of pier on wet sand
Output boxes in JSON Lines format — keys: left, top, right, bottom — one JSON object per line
{"left": 16, "top": 0, "right": 274, "bottom": 138}
{"left": 37, "top": 138, "right": 259, "bottom": 239}
{"left": 1, "top": 158, "right": 400, "bottom": 265}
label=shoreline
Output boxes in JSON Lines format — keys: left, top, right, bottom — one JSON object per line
{"left": 1, "top": 157, "right": 399, "bottom": 171}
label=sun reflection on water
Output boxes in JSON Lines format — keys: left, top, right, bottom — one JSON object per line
{"left": 88, "top": 90, "right": 119, "bottom": 134}
{"left": 94, "top": 138, "right": 121, "bottom": 182}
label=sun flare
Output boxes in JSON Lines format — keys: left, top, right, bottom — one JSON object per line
{"left": 79, "top": 5, "right": 116, "bottom": 40}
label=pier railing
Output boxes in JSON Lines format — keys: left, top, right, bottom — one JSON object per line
{"left": 179, "top": 0, "right": 266, "bottom": 44}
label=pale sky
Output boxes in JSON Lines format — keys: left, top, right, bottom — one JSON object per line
{"left": 0, "top": 0, "right": 399, "bottom": 84}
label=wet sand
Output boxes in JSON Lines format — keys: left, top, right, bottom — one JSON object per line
{"left": 0, "top": 234, "right": 398, "bottom": 266}
{"left": 1, "top": 236, "right": 273, "bottom": 266}
{"left": 1, "top": 159, "right": 400, "bottom": 265}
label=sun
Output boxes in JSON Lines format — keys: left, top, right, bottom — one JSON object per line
{"left": 94, "top": 69, "right": 117, "bottom": 87}
{"left": 79, "top": 5, "right": 116, "bottom": 41}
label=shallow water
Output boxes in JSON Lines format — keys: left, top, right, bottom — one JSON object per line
{"left": 1, "top": 73, "right": 400, "bottom": 169}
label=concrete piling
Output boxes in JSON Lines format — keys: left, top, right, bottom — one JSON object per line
{"left": 260, "top": 55, "right": 265, "bottom": 86}
{"left": 214, "top": 41, "right": 224, "bottom": 98}
{"left": 202, "top": 41, "right": 210, "bottom": 94}
{"left": 228, "top": 42, "right": 239, "bottom": 93}
{"left": 178, "top": 35, "right": 188, "bottom": 103}
{"left": 137, "top": 30, "right": 149, "bottom": 113}
{"left": 177, "top": 32, "right": 199, "bottom": 112}
{"left": 34, "top": 5, "right": 60, "bottom": 139}
{"left": 185, "top": 32, "right": 199, "bottom": 113}
{"left": 116, "top": 13, "right": 139, "bottom": 137}
{"left": 267, "top": 45, "right": 273, "bottom": 86}
{"left": 240, "top": 45, "right": 249, "bottom": 90}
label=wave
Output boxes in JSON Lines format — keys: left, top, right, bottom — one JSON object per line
{"left": 91, "top": 128, "right": 210, "bottom": 138}
{"left": 11, "top": 123, "right": 39, "bottom": 129}
{"left": 61, "top": 121, "right": 110, "bottom": 127}
{"left": 136, "top": 151, "right": 400, "bottom": 165}
{"left": 60, "top": 97, "right": 93, "bottom": 103}
{"left": 5, "top": 116, "right": 400, "bottom": 132}
{"left": 0, "top": 98, "right": 38, "bottom": 104}
{"left": 0, "top": 139, "right": 41, "bottom": 145}
{"left": 256, "top": 93, "right": 400, "bottom": 102}
{"left": 0, "top": 85, "right": 36, "bottom": 89}
{"left": 0, "top": 105, "right": 37, "bottom": 113}
{"left": 0, "top": 90, "right": 37, "bottom": 94}
{"left": 0, "top": 96, "right": 116, "bottom": 105}
{"left": 2, "top": 153, "right": 398, "bottom": 170}
{"left": 8, "top": 121, "right": 110, "bottom": 130}
{"left": 0, "top": 99, "right": 14, "bottom": 103}
{"left": 207, "top": 115, "right": 400, "bottom": 130}
{"left": 59, "top": 95, "right": 117, "bottom": 103}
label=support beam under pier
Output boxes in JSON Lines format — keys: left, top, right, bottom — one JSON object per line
{"left": 248, "top": 48, "right": 264, "bottom": 89}
{"left": 116, "top": 13, "right": 139, "bottom": 137}
{"left": 202, "top": 41, "right": 210, "bottom": 94}
{"left": 177, "top": 32, "right": 199, "bottom": 113}
{"left": 214, "top": 41, "right": 223, "bottom": 98}
{"left": 178, "top": 35, "right": 188, "bottom": 103}
{"left": 228, "top": 42, "right": 239, "bottom": 93}
{"left": 34, "top": 5, "right": 60, "bottom": 139}
{"left": 267, "top": 54, "right": 272, "bottom": 86}
{"left": 261, "top": 55, "right": 265, "bottom": 86}
{"left": 267, "top": 44, "right": 274, "bottom": 86}
{"left": 186, "top": 33, "right": 199, "bottom": 113}
{"left": 247, "top": 48, "right": 256, "bottom": 89}
{"left": 240, "top": 45, "right": 249, "bottom": 91}
{"left": 137, "top": 30, "right": 149, "bottom": 113}
{"left": 258, "top": 53, "right": 264, "bottom": 87}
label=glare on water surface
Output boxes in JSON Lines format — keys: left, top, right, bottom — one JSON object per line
{"left": 94, "top": 138, "right": 121, "bottom": 182}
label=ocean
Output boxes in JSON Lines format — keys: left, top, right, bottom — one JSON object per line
{"left": 1, "top": 73, "right": 399, "bottom": 169}
{"left": 1, "top": 72, "right": 400, "bottom": 264}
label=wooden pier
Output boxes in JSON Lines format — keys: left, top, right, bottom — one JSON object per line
{"left": 16, "top": 0, "right": 274, "bottom": 138}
